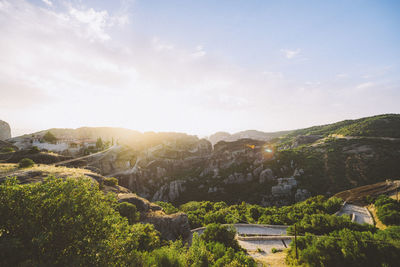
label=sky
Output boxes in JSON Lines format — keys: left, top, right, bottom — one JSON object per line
{"left": 0, "top": 0, "right": 399, "bottom": 137}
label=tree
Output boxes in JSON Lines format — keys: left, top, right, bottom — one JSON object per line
{"left": 0, "top": 177, "right": 140, "bottom": 266}
{"left": 42, "top": 131, "right": 57, "bottom": 144}
{"left": 18, "top": 158, "right": 34, "bottom": 168}
{"left": 116, "top": 202, "right": 140, "bottom": 224}
{"left": 200, "top": 223, "right": 240, "bottom": 251}
{"left": 96, "top": 137, "right": 104, "bottom": 150}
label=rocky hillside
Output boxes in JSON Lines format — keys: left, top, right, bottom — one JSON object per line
{"left": 0, "top": 120, "right": 11, "bottom": 140}
{"left": 6, "top": 114, "right": 400, "bottom": 207}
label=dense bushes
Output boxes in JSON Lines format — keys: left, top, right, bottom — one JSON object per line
{"left": 286, "top": 228, "right": 400, "bottom": 267}
{"left": 156, "top": 201, "right": 179, "bottom": 214}
{"left": 374, "top": 195, "right": 400, "bottom": 225}
{"left": 0, "top": 177, "right": 255, "bottom": 266}
{"left": 287, "top": 213, "right": 376, "bottom": 235}
{"left": 176, "top": 196, "right": 342, "bottom": 229}
{"left": 200, "top": 223, "right": 240, "bottom": 251}
{"left": 0, "top": 177, "right": 144, "bottom": 266}
{"left": 18, "top": 158, "right": 34, "bottom": 168}
{"left": 116, "top": 202, "right": 140, "bottom": 224}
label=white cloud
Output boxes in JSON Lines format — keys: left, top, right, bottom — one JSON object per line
{"left": 336, "top": 73, "right": 349, "bottom": 79}
{"left": 281, "top": 48, "right": 301, "bottom": 59}
{"left": 41, "top": 0, "right": 52, "bottom": 7}
{"left": 356, "top": 82, "right": 374, "bottom": 89}
{"left": 191, "top": 45, "right": 206, "bottom": 58}
{"left": 152, "top": 37, "right": 174, "bottom": 51}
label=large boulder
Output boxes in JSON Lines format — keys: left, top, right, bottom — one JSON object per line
{"left": 0, "top": 120, "right": 11, "bottom": 140}
{"left": 143, "top": 212, "right": 191, "bottom": 241}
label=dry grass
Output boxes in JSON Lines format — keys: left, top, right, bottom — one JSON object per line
{"left": 248, "top": 250, "right": 288, "bottom": 267}
{"left": 0, "top": 163, "right": 96, "bottom": 179}
{"left": 0, "top": 163, "right": 18, "bottom": 175}
{"left": 250, "top": 250, "right": 288, "bottom": 267}
{"left": 367, "top": 204, "right": 387, "bottom": 230}
{"left": 29, "top": 164, "right": 96, "bottom": 177}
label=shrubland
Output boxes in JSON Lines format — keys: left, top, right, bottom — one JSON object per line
{"left": 0, "top": 176, "right": 255, "bottom": 266}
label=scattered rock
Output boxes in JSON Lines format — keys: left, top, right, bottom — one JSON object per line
{"left": 259, "top": 168, "right": 274, "bottom": 183}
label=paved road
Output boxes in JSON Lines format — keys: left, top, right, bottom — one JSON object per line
{"left": 53, "top": 145, "right": 119, "bottom": 166}
{"left": 336, "top": 203, "right": 374, "bottom": 225}
{"left": 191, "top": 224, "right": 288, "bottom": 237}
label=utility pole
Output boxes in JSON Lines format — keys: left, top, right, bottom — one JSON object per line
{"left": 295, "top": 224, "right": 298, "bottom": 260}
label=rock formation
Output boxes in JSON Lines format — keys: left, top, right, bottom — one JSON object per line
{"left": 0, "top": 120, "right": 11, "bottom": 140}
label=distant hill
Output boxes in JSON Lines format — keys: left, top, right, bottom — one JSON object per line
{"left": 11, "top": 127, "right": 201, "bottom": 149}
{"left": 208, "top": 129, "right": 290, "bottom": 145}
{"left": 280, "top": 114, "right": 400, "bottom": 143}
{"left": 209, "top": 114, "right": 400, "bottom": 146}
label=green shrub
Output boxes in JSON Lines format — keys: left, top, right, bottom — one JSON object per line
{"left": 271, "top": 248, "right": 281, "bottom": 253}
{"left": 374, "top": 195, "right": 400, "bottom": 226}
{"left": 155, "top": 201, "right": 179, "bottom": 214}
{"left": 0, "top": 147, "right": 14, "bottom": 153}
{"left": 42, "top": 131, "right": 57, "bottom": 144}
{"left": 103, "top": 177, "right": 118, "bottom": 186}
{"left": 116, "top": 202, "right": 140, "bottom": 224}
{"left": 18, "top": 158, "right": 34, "bottom": 168}
{"left": 0, "top": 177, "right": 140, "bottom": 266}
{"left": 200, "top": 223, "right": 240, "bottom": 251}
{"left": 29, "top": 146, "right": 40, "bottom": 154}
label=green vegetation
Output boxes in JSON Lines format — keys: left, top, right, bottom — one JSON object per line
{"left": 0, "top": 177, "right": 255, "bottom": 266}
{"left": 116, "top": 202, "right": 140, "bottom": 224}
{"left": 29, "top": 146, "right": 40, "bottom": 154}
{"left": 287, "top": 214, "right": 376, "bottom": 235}
{"left": 18, "top": 158, "right": 35, "bottom": 168}
{"left": 0, "top": 147, "right": 14, "bottom": 153}
{"left": 374, "top": 195, "right": 400, "bottom": 226}
{"left": 280, "top": 114, "right": 400, "bottom": 142}
{"left": 200, "top": 223, "right": 240, "bottom": 251}
{"left": 0, "top": 177, "right": 145, "bottom": 266}
{"left": 96, "top": 137, "right": 104, "bottom": 149}
{"left": 43, "top": 131, "right": 57, "bottom": 144}
{"left": 286, "top": 228, "right": 400, "bottom": 267}
{"left": 156, "top": 201, "right": 179, "bottom": 214}
{"left": 176, "top": 196, "right": 342, "bottom": 228}
{"left": 103, "top": 177, "right": 119, "bottom": 186}
{"left": 271, "top": 248, "right": 281, "bottom": 253}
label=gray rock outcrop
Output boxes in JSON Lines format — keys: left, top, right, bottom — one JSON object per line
{"left": 143, "top": 212, "right": 191, "bottom": 241}
{"left": 0, "top": 120, "right": 11, "bottom": 140}
{"left": 259, "top": 168, "right": 274, "bottom": 183}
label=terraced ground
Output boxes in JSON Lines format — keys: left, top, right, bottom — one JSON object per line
{"left": 336, "top": 203, "right": 374, "bottom": 225}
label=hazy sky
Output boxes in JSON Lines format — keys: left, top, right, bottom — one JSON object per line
{"left": 1, "top": 0, "right": 399, "bottom": 137}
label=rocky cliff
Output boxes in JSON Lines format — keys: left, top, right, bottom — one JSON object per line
{"left": 0, "top": 120, "right": 11, "bottom": 140}
{"left": 12, "top": 114, "right": 400, "bottom": 207}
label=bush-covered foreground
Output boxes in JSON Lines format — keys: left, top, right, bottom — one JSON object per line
{"left": 0, "top": 177, "right": 255, "bottom": 266}
{"left": 286, "top": 228, "right": 400, "bottom": 267}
